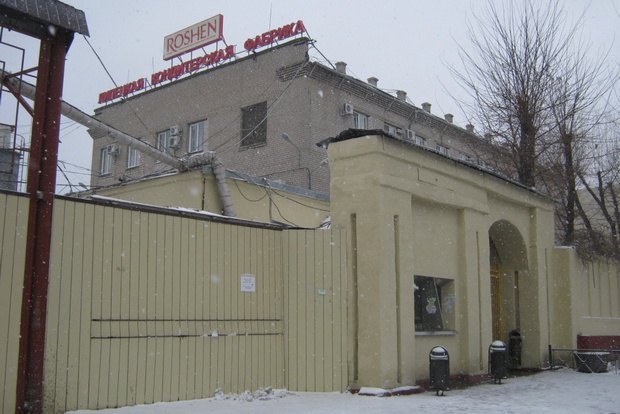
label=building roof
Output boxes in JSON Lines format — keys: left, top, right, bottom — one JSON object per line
{"left": 318, "top": 128, "right": 553, "bottom": 202}
{"left": 277, "top": 58, "right": 484, "bottom": 146}
{"left": 0, "top": 0, "right": 89, "bottom": 38}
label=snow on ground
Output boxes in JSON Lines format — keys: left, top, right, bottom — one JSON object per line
{"left": 68, "top": 368, "right": 619, "bottom": 414}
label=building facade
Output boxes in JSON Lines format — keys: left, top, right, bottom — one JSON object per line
{"left": 90, "top": 38, "right": 494, "bottom": 195}
{"left": 2, "top": 131, "right": 619, "bottom": 413}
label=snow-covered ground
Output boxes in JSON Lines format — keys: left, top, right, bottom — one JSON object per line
{"left": 68, "top": 367, "right": 619, "bottom": 414}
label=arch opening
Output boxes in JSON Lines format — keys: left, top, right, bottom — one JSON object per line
{"left": 489, "top": 220, "right": 533, "bottom": 367}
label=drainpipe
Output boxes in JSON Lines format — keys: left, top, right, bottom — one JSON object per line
{"left": 211, "top": 156, "right": 236, "bottom": 217}
{"left": 184, "top": 152, "right": 235, "bottom": 216}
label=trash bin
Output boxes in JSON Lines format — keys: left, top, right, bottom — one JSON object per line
{"left": 573, "top": 352, "right": 609, "bottom": 373}
{"left": 429, "top": 346, "right": 449, "bottom": 396}
{"left": 489, "top": 340, "right": 507, "bottom": 384}
{"left": 508, "top": 330, "right": 522, "bottom": 368}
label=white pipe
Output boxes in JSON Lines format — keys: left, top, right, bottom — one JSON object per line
{"left": 2, "top": 70, "right": 236, "bottom": 216}
{"left": 183, "top": 152, "right": 236, "bottom": 217}
{"left": 2, "top": 70, "right": 184, "bottom": 169}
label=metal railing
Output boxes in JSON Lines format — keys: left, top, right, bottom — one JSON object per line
{"left": 548, "top": 345, "right": 620, "bottom": 373}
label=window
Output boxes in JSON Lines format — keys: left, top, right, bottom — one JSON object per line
{"left": 127, "top": 146, "right": 140, "bottom": 168}
{"left": 100, "top": 145, "right": 114, "bottom": 175}
{"left": 415, "top": 135, "right": 427, "bottom": 147}
{"left": 188, "top": 120, "right": 207, "bottom": 153}
{"left": 414, "top": 276, "right": 455, "bottom": 332}
{"left": 241, "top": 102, "right": 267, "bottom": 148}
{"left": 459, "top": 152, "right": 473, "bottom": 163}
{"left": 353, "top": 111, "right": 369, "bottom": 129}
{"left": 383, "top": 122, "right": 403, "bottom": 137}
{"left": 157, "top": 129, "right": 172, "bottom": 154}
{"left": 436, "top": 144, "right": 449, "bottom": 156}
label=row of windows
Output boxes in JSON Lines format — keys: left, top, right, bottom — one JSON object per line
{"left": 100, "top": 101, "right": 268, "bottom": 176}
{"left": 354, "top": 110, "right": 452, "bottom": 156}
{"left": 100, "top": 144, "right": 141, "bottom": 175}
{"left": 100, "top": 119, "right": 208, "bottom": 175}
{"left": 353, "top": 109, "right": 487, "bottom": 166}
{"left": 157, "top": 119, "right": 207, "bottom": 156}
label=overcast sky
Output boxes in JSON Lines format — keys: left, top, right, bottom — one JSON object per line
{"left": 1, "top": 0, "right": 619, "bottom": 193}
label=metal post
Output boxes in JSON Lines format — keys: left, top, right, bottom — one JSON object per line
{"left": 548, "top": 344, "right": 553, "bottom": 370}
{"left": 16, "top": 32, "right": 68, "bottom": 414}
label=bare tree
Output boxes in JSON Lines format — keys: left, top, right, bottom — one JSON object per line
{"left": 576, "top": 123, "right": 620, "bottom": 258}
{"left": 452, "top": 1, "right": 620, "bottom": 257}
{"left": 544, "top": 39, "right": 616, "bottom": 245}
{"left": 452, "top": 1, "right": 579, "bottom": 187}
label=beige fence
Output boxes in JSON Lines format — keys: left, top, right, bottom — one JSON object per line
{"left": 283, "top": 230, "right": 348, "bottom": 393}
{"left": 0, "top": 193, "right": 348, "bottom": 413}
{"left": 0, "top": 192, "right": 29, "bottom": 414}
{"left": 574, "top": 257, "right": 620, "bottom": 336}
{"left": 551, "top": 247, "right": 620, "bottom": 349}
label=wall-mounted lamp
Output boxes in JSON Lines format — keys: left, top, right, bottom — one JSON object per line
{"left": 281, "top": 133, "right": 301, "bottom": 167}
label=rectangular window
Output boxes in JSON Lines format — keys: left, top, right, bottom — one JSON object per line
{"left": 415, "top": 136, "right": 427, "bottom": 147}
{"left": 158, "top": 130, "right": 171, "bottom": 152}
{"left": 414, "top": 276, "right": 455, "bottom": 332}
{"left": 100, "top": 145, "right": 114, "bottom": 175}
{"left": 353, "top": 111, "right": 369, "bottom": 129}
{"left": 241, "top": 102, "right": 267, "bottom": 148}
{"left": 189, "top": 120, "right": 207, "bottom": 153}
{"left": 383, "top": 122, "right": 403, "bottom": 137}
{"left": 436, "top": 144, "right": 449, "bottom": 156}
{"left": 127, "top": 146, "right": 140, "bottom": 168}
{"left": 157, "top": 129, "right": 171, "bottom": 159}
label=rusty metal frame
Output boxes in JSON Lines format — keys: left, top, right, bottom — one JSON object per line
{"left": 15, "top": 32, "right": 71, "bottom": 414}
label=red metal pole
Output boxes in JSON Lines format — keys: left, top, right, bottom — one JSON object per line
{"left": 15, "top": 32, "right": 68, "bottom": 414}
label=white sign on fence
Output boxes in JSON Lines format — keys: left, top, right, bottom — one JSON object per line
{"left": 240, "top": 274, "right": 256, "bottom": 292}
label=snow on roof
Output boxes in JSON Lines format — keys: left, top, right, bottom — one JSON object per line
{"left": 86, "top": 195, "right": 287, "bottom": 229}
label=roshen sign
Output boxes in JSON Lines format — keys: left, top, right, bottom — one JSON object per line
{"left": 163, "top": 14, "right": 224, "bottom": 60}
{"left": 97, "top": 18, "right": 306, "bottom": 104}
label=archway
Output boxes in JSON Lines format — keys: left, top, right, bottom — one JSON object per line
{"left": 488, "top": 220, "right": 530, "bottom": 365}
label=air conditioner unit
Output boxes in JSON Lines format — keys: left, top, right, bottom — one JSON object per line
{"left": 169, "top": 136, "right": 181, "bottom": 148}
{"left": 342, "top": 103, "right": 354, "bottom": 115}
{"left": 107, "top": 144, "right": 120, "bottom": 155}
{"left": 405, "top": 129, "right": 415, "bottom": 140}
{"left": 170, "top": 125, "right": 180, "bottom": 136}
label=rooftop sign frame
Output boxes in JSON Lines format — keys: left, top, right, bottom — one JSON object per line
{"left": 163, "top": 14, "right": 224, "bottom": 60}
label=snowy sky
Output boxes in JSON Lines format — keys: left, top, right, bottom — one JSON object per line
{"left": 1, "top": 0, "right": 619, "bottom": 193}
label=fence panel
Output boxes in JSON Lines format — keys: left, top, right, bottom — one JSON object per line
{"left": 283, "top": 229, "right": 348, "bottom": 392}
{"left": 42, "top": 199, "right": 286, "bottom": 412}
{"left": 0, "top": 193, "right": 28, "bottom": 413}
{"left": 1, "top": 194, "right": 347, "bottom": 413}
